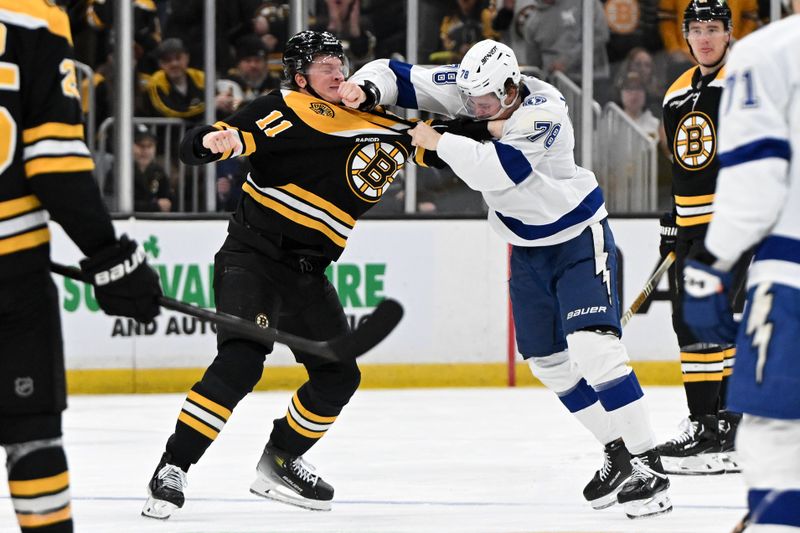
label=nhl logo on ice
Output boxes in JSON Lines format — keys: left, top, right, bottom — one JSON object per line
{"left": 674, "top": 111, "right": 716, "bottom": 171}
{"left": 14, "top": 377, "right": 34, "bottom": 398}
{"left": 310, "top": 102, "right": 335, "bottom": 118}
{"left": 255, "top": 313, "right": 269, "bottom": 328}
{"left": 346, "top": 142, "right": 407, "bottom": 203}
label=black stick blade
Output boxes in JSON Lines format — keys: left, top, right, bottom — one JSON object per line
{"left": 328, "top": 299, "right": 404, "bottom": 359}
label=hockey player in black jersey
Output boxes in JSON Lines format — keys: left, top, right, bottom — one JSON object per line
{"left": 0, "top": 2, "right": 162, "bottom": 532}
{"left": 657, "top": 0, "right": 748, "bottom": 475}
{"left": 142, "top": 30, "right": 450, "bottom": 519}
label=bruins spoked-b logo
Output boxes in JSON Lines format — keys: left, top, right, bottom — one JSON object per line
{"left": 310, "top": 102, "right": 335, "bottom": 117}
{"left": 674, "top": 111, "right": 716, "bottom": 171}
{"left": 346, "top": 141, "right": 407, "bottom": 202}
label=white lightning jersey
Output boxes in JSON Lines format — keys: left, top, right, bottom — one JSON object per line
{"left": 350, "top": 60, "right": 607, "bottom": 247}
{"left": 705, "top": 15, "right": 800, "bottom": 290}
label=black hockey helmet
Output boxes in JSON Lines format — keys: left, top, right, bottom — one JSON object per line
{"left": 682, "top": 0, "right": 732, "bottom": 35}
{"left": 283, "top": 30, "right": 346, "bottom": 85}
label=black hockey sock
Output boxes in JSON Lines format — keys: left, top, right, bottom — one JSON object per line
{"left": 680, "top": 346, "right": 725, "bottom": 416}
{"left": 269, "top": 384, "right": 342, "bottom": 456}
{"left": 6, "top": 441, "right": 72, "bottom": 532}
{"left": 166, "top": 374, "right": 243, "bottom": 470}
{"left": 719, "top": 346, "right": 736, "bottom": 410}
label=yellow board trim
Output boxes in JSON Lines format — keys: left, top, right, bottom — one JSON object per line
{"left": 64, "top": 361, "right": 684, "bottom": 394}
{"left": 278, "top": 183, "right": 355, "bottom": 227}
{"left": 680, "top": 351, "right": 725, "bottom": 363}
{"left": 0, "top": 194, "right": 41, "bottom": 218}
{"left": 9, "top": 471, "right": 69, "bottom": 497}
{"left": 682, "top": 373, "right": 724, "bottom": 383}
{"left": 25, "top": 156, "right": 94, "bottom": 177}
{"left": 178, "top": 411, "right": 219, "bottom": 440}
{"left": 187, "top": 390, "right": 231, "bottom": 420}
{"left": 291, "top": 393, "right": 337, "bottom": 424}
{"left": 674, "top": 193, "right": 715, "bottom": 206}
{"left": 286, "top": 413, "right": 325, "bottom": 439}
{"left": 16, "top": 505, "right": 71, "bottom": 528}
{"left": 22, "top": 122, "right": 84, "bottom": 144}
{"left": 0, "top": 227, "right": 50, "bottom": 255}
{"left": 243, "top": 182, "right": 347, "bottom": 248}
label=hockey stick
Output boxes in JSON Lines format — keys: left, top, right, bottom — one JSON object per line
{"left": 50, "top": 262, "right": 403, "bottom": 361}
{"left": 620, "top": 251, "right": 676, "bottom": 327}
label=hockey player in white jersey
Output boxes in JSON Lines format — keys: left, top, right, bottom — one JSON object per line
{"left": 681, "top": 6, "right": 800, "bottom": 531}
{"left": 341, "top": 40, "right": 671, "bottom": 519}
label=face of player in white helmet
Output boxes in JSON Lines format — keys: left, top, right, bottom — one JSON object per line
{"left": 460, "top": 89, "right": 517, "bottom": 120}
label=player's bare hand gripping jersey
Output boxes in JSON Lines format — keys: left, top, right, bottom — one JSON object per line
{"left": 180, "top": 89, "right": 442, "bottom": 260}
{"left": 350, "top": 60, "right": 608, "bottom": 247}
{"left": 706, "top": 15, "right": 800, "bottom": 289}
{"left": 0, "top": 0, "right": 116, "bottom": 280}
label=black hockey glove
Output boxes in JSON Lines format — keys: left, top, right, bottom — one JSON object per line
{"left": 80, "top": 235, "right": 162, "bottom": 323}
{"left": 659, "top": 212, "right": 678, "bottom": 259}
{"left": 431, "top": 117, "right": 493, "bottom": 142}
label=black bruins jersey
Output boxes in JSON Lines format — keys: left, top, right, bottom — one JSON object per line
{"left": 0, "top": 0, "right": 116, "bottom": 280}
{"left": 181, "top": 89, "right": 442, "bottom": 260}
{"left": 663, "top": 65, "right": 725, "bottom": 230}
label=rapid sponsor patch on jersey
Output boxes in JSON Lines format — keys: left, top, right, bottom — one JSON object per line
{"left": 674, "top": 111, "right": 716, "bottom": 171}
{"left": 346, "top": 141, "right": 407, "bottom": 203}
{"left": 523, "top": 95, "right": 547, "bottom": 106}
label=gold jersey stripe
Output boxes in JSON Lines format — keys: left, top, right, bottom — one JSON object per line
{"left": 25, "top": 156, "right": 94, "bottom": 177}
{"left": 677, "top": 213, "right": 712, "bottom": 227}
{"left": 0, "top": 1, "right": 73, "bottom": 45}
{"left": 680, "top": 351, "right": 725, "bottom": 363}
{"left": 682, "top": 372, "right": 724, "bottom": 383}
{"left": 9, "top": 471, "right": 69, "bottom": 497}
{"left": 0, "top": 194, "right": 41, "bottom": 219}
{"left": 187, "top": 390, "right": 231, "bottom": 420}
{"left": 243, "top": 183, "right": 347, "bottom": 248}
{"left": 674, "top": 193, "right": 715, "bottom": 206}
{"left": 278, "top": 183, "right": 355, "bottom": 227}
{"left": 291, "top": 393, "right": 337, "bottom": 424}
{"left": 178, "top": 411, "right": 219, "bottom": 440}
{"left": 284, "top": 91, "right": 397, "bottom": 136}
{"left": 16, "top": 504, "right": 71, "bottom": 528}
{"left": 23, "top": 123, "right": 84, "bottom": 144}
{"left": 286, "top": 414, "right": 325, "bottom": 439}
{"left": 0, "top": 227, "right": 50, "bottom": 255}
{"left": 242, "top": 131, "right": 256, "bottom": 156}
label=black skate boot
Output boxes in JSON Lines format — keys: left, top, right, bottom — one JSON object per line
{"left": 141, "top": 452, "right": 188, "bottom": 519}
{"left": 250, "top": 442, "right": 334, "bottom": 511}
{"left": 617, "top": 450, "right": 672, "bottom": 519}
{"left": 583, "top": 438, "right": 633, "bottom": 510}
{"left": 655, "top": 415, "right": 724, "bottom": 475}
{"left": 717, "top": 410, "right": 743, "bottom": 473}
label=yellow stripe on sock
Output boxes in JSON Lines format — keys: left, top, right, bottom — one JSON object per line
{"left": 16, "top": 504, "right": 71, "bottom": 528}
{"left": 9, "top": 472, "right": 69, "bottom": 497}
{"left": 682, "top": 373, "right": 724, "bottom": 383}
{"left": 291, "top": 393, "right": 337, "bottom": 424}
{"left": 187, "top": 390, "right": 231, "bottom": 420}
{"left": 286, "top": 414, "right": 326, "bottom": 439}
{"left": 680, "top": 351, "right": 725, "bottom": 363}
{"left": 178, "top": 411, "right": 219, "bottom": 440}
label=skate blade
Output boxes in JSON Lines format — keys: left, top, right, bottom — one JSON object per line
{"left": 141, "top": 496, "right": 178, "bottom": 520}
{"left": 588, "top": 480, "right": 630, "bottom": 510}
{"left": 250, "top": 476, "right": 331, "bottom": 512}
{"left": 624, "top": 492, "right": 673, "bottom": 520}
{"left": 663, "top": 454, "right": 726, "bottom": 475}
{"left": 720, "top": 452, "right": 741, "bottom": 474}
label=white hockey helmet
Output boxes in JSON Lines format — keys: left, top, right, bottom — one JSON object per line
{"left": 456, "top": 39, "right": 521, "bottom": 119}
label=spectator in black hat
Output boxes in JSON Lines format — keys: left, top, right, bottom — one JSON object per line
{"left": 142, "top": 38, "right": 205, "bottom": 121}
{"left": 217, "top": 33, "right": 280, "bottom": 116}
{"left": 132, "top": 125, "right": 173, "bottom": 212}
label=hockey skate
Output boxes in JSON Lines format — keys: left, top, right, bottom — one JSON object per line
{"left": 717, "top": 410, "right": 742, "bottom": 473}
{"left": 141, "top": 453, "right": 188, "bottom": 519}
{"left": 656, "top": 415, "right": 725, "bottom": 475}
{"left": 617, "top": 450, "right": 672, "bottom": 519}
{"left": 583, "top": 438, "right": 632, "bottom": 510}
{"left": 250, "top": 443, "right": 333, "bottom": 511}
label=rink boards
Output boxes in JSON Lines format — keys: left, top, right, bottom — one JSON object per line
{"left": 50, "top": 218, "right": 682, "bottom": 393}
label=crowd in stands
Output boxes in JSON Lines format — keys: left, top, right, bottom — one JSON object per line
{"left": 69, "top": 0, "right": 776, "bottom": 215}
